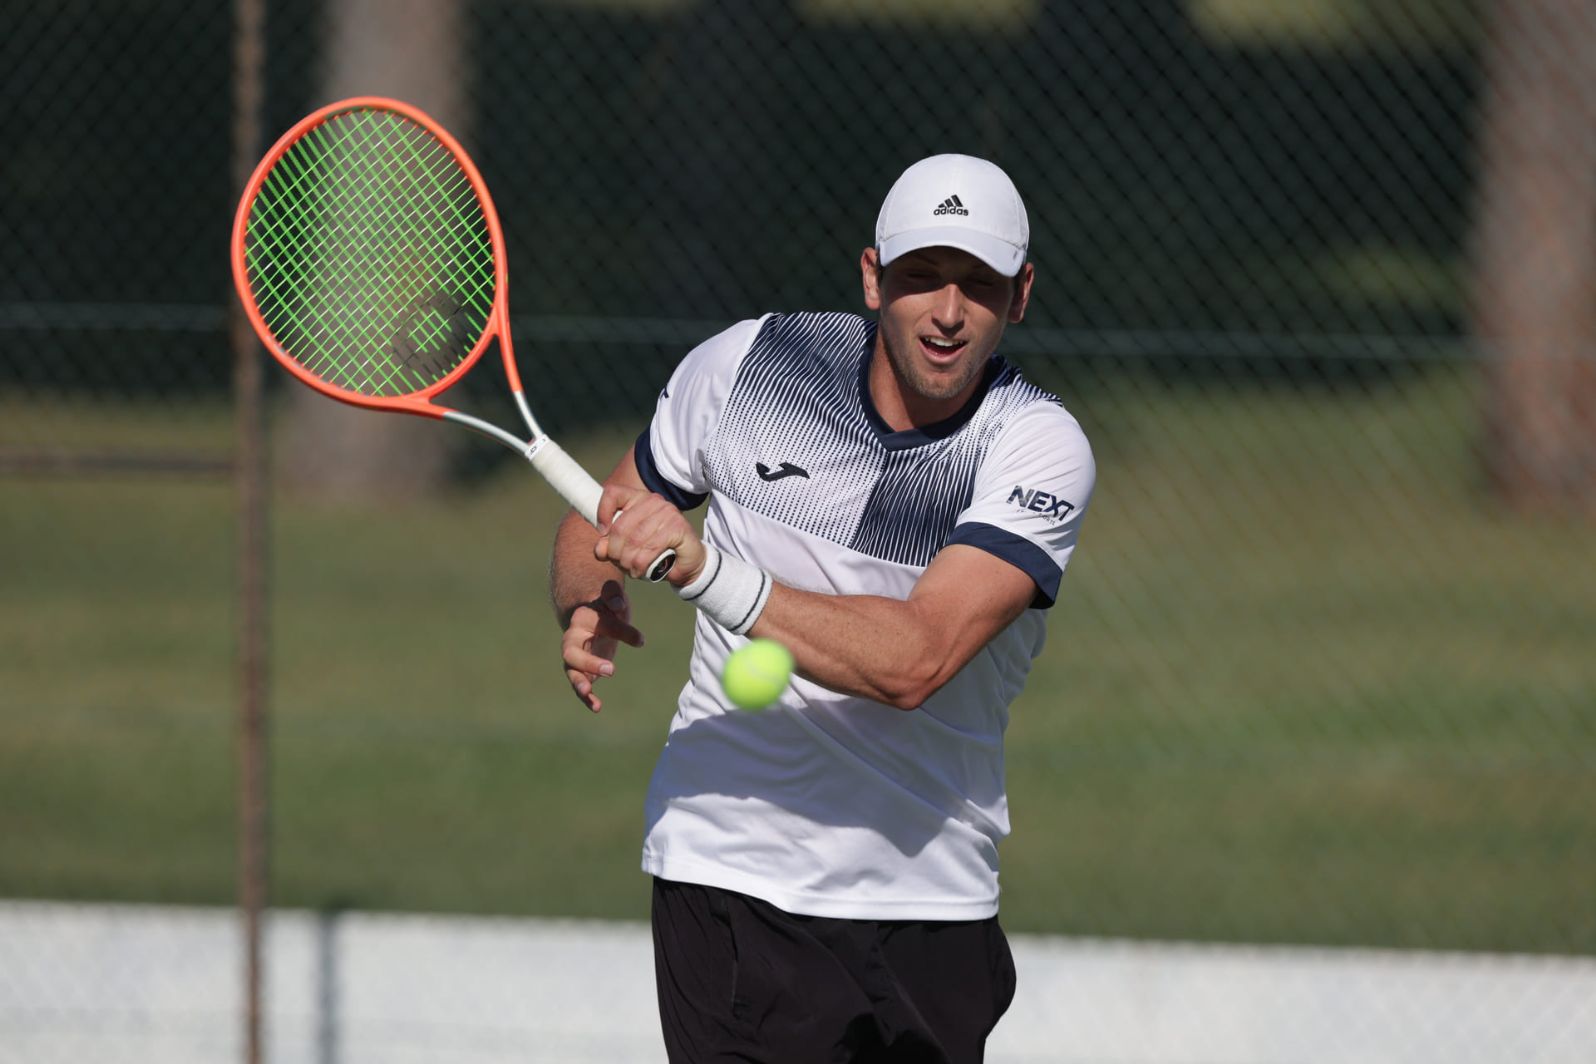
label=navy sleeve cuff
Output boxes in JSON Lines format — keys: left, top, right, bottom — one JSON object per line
{"left": 634, "top": 429, "right": 709, "bottom": 511}
{"left": 945, "top": 522, "right": 1063, "bottom": 609}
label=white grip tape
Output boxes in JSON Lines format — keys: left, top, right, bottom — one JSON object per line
{"left": 528, "top": 438, "right": 674, "bottom": 582}
{"left": 676, "top": 545, "right": 772, "bottom": 636}
{"left": 527, "top": 439, "right": 603, "bottom": 525}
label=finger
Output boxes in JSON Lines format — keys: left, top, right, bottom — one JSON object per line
{"left": 566, "top": 604, "right": 603, "bottom": 634}
{"left": 565, "top": 668, "right": 602, "bottom": 714}
{"left": 608, "top": 513, "right": 669, "bottom": 580}
{"left": 596, "top": 616, "right": 645, "bottom": 648}
{"left": 597, "top": 484, "right": 645, "bottom": 531}
{"left": 601, "top": 586, "right": 630, "bottom": 619}
{"left": 563, "top": 626, "right": 617, "bottom": 673}
{"left": 566, "top": 644, "right": 619, "bottom": 678}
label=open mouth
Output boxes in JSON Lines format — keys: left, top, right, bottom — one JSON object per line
{"left": 920, "top": 335, "right": 968, "bottom": 362}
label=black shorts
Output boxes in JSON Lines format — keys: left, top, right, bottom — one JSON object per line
{"left": 651, "top": 877, "right": 1016, "bottom": 1063}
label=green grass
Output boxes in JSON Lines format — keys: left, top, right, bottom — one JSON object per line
{"left": 1, "top": 373, "right": 1592, "bottom": 954}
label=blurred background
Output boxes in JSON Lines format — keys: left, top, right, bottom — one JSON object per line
{"left": 1, "top": 0, "right": 1593, "bottom": 1060}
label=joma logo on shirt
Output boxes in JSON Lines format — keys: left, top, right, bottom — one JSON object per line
{"left": 1008, "top": 485, "right": 1074, "bottom": 522}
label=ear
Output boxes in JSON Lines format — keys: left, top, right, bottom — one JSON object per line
{"left": 1008, "top": 262, "right": 1035, "bottom": 324}
{"left": 861, "top": 247, "right": 884, "bottom": 311}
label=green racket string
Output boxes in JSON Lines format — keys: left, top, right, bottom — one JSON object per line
{"left": 242, "top": 107, "right": 496, "bottom": 398}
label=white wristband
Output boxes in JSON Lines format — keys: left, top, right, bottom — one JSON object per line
{"left": 676, "top": 545, "right": 772, "bottom": 636}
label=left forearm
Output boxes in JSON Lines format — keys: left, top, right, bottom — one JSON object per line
{"left": 589, "top": 483, "right": 1034, "bottom": 709}
{"left": 748, "top": 585, "right": 953, "bottom": 710}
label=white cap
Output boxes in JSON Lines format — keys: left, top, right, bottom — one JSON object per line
{"left": 874, "top": 154, "right": 1029, "bottom": 277}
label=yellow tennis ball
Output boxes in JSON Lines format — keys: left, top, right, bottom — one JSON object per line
{"left": 721, "top": 638, "right": 794, "bottom": 710}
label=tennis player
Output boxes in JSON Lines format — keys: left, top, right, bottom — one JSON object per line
{"left": 550, "top": 154, "right": 1095, "bottom": 1063}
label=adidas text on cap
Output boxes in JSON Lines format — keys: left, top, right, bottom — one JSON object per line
{"left": 875, "top": 154, "right": 1029, "bottom": 277}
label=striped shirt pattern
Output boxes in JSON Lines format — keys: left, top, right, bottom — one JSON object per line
{"left": 702, "top": 311, "right": 1059, "bottom": 567}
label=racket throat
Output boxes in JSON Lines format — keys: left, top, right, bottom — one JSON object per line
{"left": 440, "top": 409, "right": 532, "bottom": 455}
{"left": 511, "top": 390, "right": 545, "bottom": 441}
{"left": 507, "top": 390, "right": 553, "bottom": 463}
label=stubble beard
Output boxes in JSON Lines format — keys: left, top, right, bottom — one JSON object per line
{"left": 881, "top": 327, "right": 987, "bottom": 406}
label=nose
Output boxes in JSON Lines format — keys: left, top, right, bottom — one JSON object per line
{"left": 932, "top": 283, "right": 964, "bottom": 330}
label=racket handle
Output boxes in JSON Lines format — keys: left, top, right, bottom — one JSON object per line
{"left": 528, "top": 439, "right": 674, "bottom": 583}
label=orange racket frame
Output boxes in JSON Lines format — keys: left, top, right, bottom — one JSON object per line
{"left": 230, "top": 96, "right": 673, "bottom": 579}
{"left": 230, "top": 96, "right": 524, "bottom": 421}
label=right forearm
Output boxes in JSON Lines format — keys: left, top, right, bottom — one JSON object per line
{"left": 549, "top": 509, "right": 625, "bottom": 627}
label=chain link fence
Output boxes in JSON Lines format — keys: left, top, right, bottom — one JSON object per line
{"left": 2, "top": 0, "right": 1593, "bottom": 1058}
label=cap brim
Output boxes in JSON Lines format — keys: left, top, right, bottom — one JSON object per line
{"left": 877, "top": 228, "right": 1026, "bottom": 277}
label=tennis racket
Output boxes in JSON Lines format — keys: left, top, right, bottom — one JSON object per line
{"left": 230, "top": 96, "right": 673, "bottom": 581}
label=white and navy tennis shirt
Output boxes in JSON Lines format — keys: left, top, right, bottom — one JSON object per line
{"left": 635, "top": 310, "right": 1094, "bottom": 921}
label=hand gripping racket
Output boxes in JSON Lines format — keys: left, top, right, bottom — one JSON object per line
{"left": 230, "top": 96, "right": 673, "bottom": 581}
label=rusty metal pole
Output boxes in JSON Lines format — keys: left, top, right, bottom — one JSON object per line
{"left": 230, "top": 1, "right": 269, "bottom": 1062}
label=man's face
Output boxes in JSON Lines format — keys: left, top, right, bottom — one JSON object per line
{"left": 862, "top": 246, "right": 1034, "bottom": 409}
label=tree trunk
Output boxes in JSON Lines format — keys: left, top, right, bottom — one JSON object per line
{"left": 279, "top": 0, "right": 466, "bottom": 500}
{"left": 1472, "top": 0, "right": 1596, "bottom": 513}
